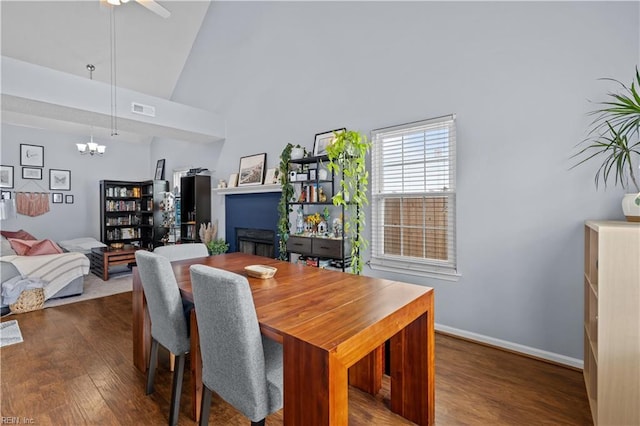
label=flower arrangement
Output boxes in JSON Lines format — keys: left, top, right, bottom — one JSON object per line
{"left": 306, "top": 212, "right": 322, "bottom": 227}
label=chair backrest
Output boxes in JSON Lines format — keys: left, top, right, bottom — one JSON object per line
{"left": 189, "top": 264, "right": 271, "bottom": 421}
{"left": 153, "top": 243, "right": 209, "bottom": 262}
{"left": 135, "top": 250, "right": 190, "bottom": 355}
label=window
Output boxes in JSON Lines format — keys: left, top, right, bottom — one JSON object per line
{"left": 370, "top": 115, "right": 458, "bottom": 279}
{"left": 172, "top": 167, "right": 191, "bottom": 195}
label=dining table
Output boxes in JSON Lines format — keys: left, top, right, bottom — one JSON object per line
{"left": 132, "top": 252, "right": 434, "bottom": 425}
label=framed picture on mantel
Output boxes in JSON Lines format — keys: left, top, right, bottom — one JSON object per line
{"left": 238, "top": 153, "right": 266, "bottom": 186}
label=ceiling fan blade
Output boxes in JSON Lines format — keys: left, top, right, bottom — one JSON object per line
{"left": 135, "top": 0, "right": 170, "bottom": 18}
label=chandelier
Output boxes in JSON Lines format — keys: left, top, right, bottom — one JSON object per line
{"left": 76, "top": 64, "right": 107, "bottom": 156}
{"left": 76, "top": 135, "right": 106, "bottom": 156}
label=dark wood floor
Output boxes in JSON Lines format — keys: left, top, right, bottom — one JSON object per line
{"left": 1, "top": 292, "right": 592, "bottom": 425}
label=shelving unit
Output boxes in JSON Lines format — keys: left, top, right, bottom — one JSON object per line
{"left": 139, "top": 180, "right": 169, "bottom": 249}
{"left": 180, "top": 175, "right": 211, "bottom": 243}
{"left": 157, "top": 190, "right": 179, "bottom": 244}
{"left": 583, "top": 220, "right": 640, "bottom": 425}
{"left": 100, "top": 180, "right": 141, "bottom": 247}
{"left": 285, "top": 155, "right": 351, "bottom": 271}
{"left": 99, "top": 180, "right": 168, "bottom": 250}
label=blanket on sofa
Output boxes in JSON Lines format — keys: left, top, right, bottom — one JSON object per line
{"left": 1, "top": 252, "right": 89, "bottom": 300}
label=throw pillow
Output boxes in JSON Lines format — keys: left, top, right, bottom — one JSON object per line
{"left": 28, "top": 240, "right": 64, "bottom": 256}
{"left": 8, "top": 239, "right": 63, "bottom": 256}
{"left": 1, "top": 229, "right": 37, "bottom": 241}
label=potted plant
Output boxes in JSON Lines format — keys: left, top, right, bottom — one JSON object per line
{"left": 572, "top": 67, "right": 640, "bottom": 221}
{"left": 326, "top": 129, "right": 371, "bottom": 274}
{"left": 277, "top": 143, "right": 296, "bottom": 260}
{"left": 290, "top": 144, "right": 307, "bottom": 160}
{"left": 206, "top": 238, "right": 229, "bottom": 255}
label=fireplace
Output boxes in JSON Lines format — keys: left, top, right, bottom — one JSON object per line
{"left": 236, "top": 228, "right": 275, "bottom": 258}
{"left": 225, "top": 192, "right": 280, "bottom": 258}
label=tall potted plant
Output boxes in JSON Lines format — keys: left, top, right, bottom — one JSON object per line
{"left": 326, "top": 129, "right": 371, "bottom": 274}
{"left": 572, "top": 67, "right": 640, "bottom": 221}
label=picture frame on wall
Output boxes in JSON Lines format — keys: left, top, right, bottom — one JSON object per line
{"left": 22, "top": 167, "right": 42, "bottom": 180}
{"left": 49, "top": 169, "right": 71, "bottom": 191}
{"left": 20, "top": 144, "right": 44, "bottom": 167}
{"left": 65, "top": 195, "right": 74, "bottom": 204}
{"left": 52, "top": 193, "right": 63, "bottom": 204}
{"left": 0, "top": 165, "right": 14, "bottom": 188}
{"left": 313, "top": 128, "right": 345, "bottom": 157}
{"left": 238, "top": 153, "right": 266, "bottom": 186}
{"left": 1, "top": 191, "right": 11, "bottom": 200}
{"left": 155, "top": 159, "right": 166, "bottom": 180}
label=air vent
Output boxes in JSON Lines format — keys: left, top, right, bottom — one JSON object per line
{"left": 131, "top": 102, "right": 156, "bottom": 117}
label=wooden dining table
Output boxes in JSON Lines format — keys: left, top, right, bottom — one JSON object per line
{"left": 132, "top": 252, "right": 434, "bottom": 425}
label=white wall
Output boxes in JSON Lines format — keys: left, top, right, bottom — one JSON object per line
{"left": 1, "top": 123, "right": 151, "bottom": 241}
{"left": 170, "top": 1, "right": 638, "bottom": 362}
{"left": 150, "top": 136, "right": 223, "bottom": 192}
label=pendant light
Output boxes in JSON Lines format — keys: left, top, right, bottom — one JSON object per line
{"left": 76, "top": 64, "right": 107, "bottom": 156}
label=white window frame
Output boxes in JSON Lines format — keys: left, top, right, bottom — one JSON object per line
{"left": 172, "top": 166, "right": 191, "bottom": 195}
{"left": 370, "top": 115, "right": 459, "bottom": 280}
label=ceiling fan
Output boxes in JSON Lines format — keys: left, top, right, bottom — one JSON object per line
{"left": 105, "top": 0, "right": 171, "bottom": 19}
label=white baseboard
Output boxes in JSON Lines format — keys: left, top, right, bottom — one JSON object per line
{"left": 435, "top": 323, "right": 583, "bottom": 369}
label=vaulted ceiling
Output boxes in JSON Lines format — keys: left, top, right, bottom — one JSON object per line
{"left": 1, "top": 1, "right": 216, "bottom": 143}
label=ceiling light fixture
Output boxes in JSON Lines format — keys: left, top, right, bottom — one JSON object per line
{"left": 76, "top": 64, "right": 106, "bottom": 156}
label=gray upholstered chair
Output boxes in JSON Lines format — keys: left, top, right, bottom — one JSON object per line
{"left": 135, "top": 250, "right": 190, "bottom": 426}
{"left": 153, "top": 243, "right": 209, "bottom": 262}
{"left": 153, "top": 242, "right": 209, "bottom": 371}
{"left": 190, "top": 265, "right": 284, "bottom": 426}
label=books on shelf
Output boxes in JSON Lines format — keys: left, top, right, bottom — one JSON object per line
{"left": 297, "top": 184, "right": 320, "bottom": 203}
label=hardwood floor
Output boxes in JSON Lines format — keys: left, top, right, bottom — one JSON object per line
{"left": 1, "top": 292, "right": 592, "bottom": 425}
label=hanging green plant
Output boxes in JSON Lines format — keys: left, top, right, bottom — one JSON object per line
{"left": 276, "top": 143, "right": 296, "bottom": 260}
{"left": 326, "top": 130, "right": 371, "bottom": 274}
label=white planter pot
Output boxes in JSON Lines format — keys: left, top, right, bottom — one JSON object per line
{"left": 290, "top": 147, "right": 305, "bottom": 160}
{"left": 622, "top": 193, "right": 640, "bottom": 222}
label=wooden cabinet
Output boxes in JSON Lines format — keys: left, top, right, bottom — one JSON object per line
{"left": 583, "top": 220, "right": 640, "bottom": 425}
{"left": 285, "top": 155, "right": 351, "bottom": 271}
{"left": 180, "top": 175, "right": 211, "bottom": 243}
{"left": 100, "top": 180, "right": 168, "bottom": 250}
{"left": 286, "top": 235, "right": 351, "bottom": 259}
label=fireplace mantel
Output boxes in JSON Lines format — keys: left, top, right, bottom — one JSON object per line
{"left": 212, "top": 184, "right": 281, "bottom": 195}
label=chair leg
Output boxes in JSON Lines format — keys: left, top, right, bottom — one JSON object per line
{"left": 251, "top": 420, "right": 265, "bottom": 426}
{"left": 198, "top": 386, "right": 213, "bottom": 426}
{"left": 169, "top": 352, "right": 175, "bottom": 372}
{"left": 146, "top": 338, "right": 159, "bottom": 395}
{"left": 169, "top": 353, "right": 186, "bottom": 426}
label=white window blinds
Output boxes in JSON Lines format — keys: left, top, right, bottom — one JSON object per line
{"left": 370, "top": 115, "right": 457, "bottom": 278}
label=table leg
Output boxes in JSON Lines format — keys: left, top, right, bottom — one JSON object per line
{"left": 283, "top": 336, "right": 348, "bottom": 425}
{"left": 132, "top": 268, "right": 151, "bottom": 372}
{"left": 348, "top": 344, "right": 383, "bottom": 395}
{"left": 389, "top": 296, "right": 435, "bottom": 426}
{"left": 190, "top": 310, "right": 203, "bottom": 422}
{"left": 102, "top": 254, "right": 109, "bottom": 281}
